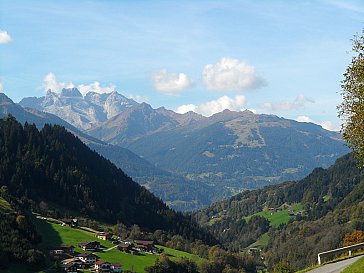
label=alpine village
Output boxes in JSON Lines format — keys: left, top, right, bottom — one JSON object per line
{"left": 1, "top": 2, "right": 364, "bottom": 273}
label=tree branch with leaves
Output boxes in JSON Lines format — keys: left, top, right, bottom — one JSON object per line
{"left": 338, "top": 29, "right": 364, "bottom": 166}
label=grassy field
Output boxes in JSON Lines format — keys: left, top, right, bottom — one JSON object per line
{"left": 245, "top": 203, "right": 303, "bottom": 227}
{"left": 246, "top": 232, "right": 269, "bottom": 249}
{"left": 35, "top": 218, "right": 203, "bottom": 273}
{"left": 243, "top": 203, "right": 303, "bottom": 250}
{"left": 341, "top": 256, "right": 364, "bottom": 273}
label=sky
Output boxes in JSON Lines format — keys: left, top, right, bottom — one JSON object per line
{"left": 0, "top": 0, "right": 363, "bottom": 131}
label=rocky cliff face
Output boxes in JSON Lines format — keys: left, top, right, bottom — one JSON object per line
{"left": 20, "top": 88, "right": 137, "bottom": 130}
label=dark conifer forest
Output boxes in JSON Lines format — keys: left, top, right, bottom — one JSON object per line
{"left": 0, "top": 116, "right": 214, "bottom": 242}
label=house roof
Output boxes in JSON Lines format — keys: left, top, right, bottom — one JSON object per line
{"left": 97, "top": 232, "right": 110, "bottom": 235}
{"left": 79, "top": 241, "right": 100, "bottom": 246}
{"left": 119, "top": 242, "right": 132, "bottom": 247}
{"left": 64, "top": 263, "right": 78, "bottom": 269}
{"left": 95, "top": 260, "right": 110, "bottom": 265}
{"left": 78, "top": 252, "right": 98, "bottom": 258}
{"left": 62, "top": 258, "right": 83, "bottom": 264}
{"left": 112, "top": 263, "right": 122, "bottom": 267}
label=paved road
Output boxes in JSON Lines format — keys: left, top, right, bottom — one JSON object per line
{"left": 104, "top": 245, "right": 118, "bottom": 252}
{"left": 306, "top": 255, "right": 363, "bottom": 273}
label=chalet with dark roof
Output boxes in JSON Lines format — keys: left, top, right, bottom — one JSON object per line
{"left": 79, "top": 241, "right": 100, "bottom": 251}
{"left": 50, "top": 245, "right": 75, "bottom": 256}
{"left": 111, "top": 263, "right": 122, "bottom": 273}
{"left": 95, "top": 261, "right": 112, "bottom": 272}
{"left": 62, "top": 258, "right": 84, "bottom": 270}
{"left": 134, "top": 240, "right": 155, "bottom": 252}
{"left": 118, "top": 242, "right": 134, "bottom": 254}
{"left": 62, "top": 218, "right": 78, "bottom": 228}
{"left": 96, "top": 232, "right": 111, "bottom": 241}
{"left": 77, "top": 252, "right": 98, "bottom": 264}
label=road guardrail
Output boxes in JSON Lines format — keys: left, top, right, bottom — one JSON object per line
{"left": 317, "top": 242, "right": 364, "bottom": 264}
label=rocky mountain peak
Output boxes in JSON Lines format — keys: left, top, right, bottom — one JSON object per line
{"left": 0, "top": 92, "right": 14, "bottom": 105}
{"left": 60, "top": 87, "right": 83, "bottom": 98}
{"left": 20, "top": 89, "right": 140, "bottom": 130}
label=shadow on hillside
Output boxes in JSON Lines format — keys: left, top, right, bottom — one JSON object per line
{"left": 165, "top": 254, "right": 176, "bottom": 258}
{"left": 33, "top": 217, "right": 62, "bottom": 250}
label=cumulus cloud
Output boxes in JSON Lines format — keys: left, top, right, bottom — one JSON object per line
{"left": 261, "top": 95, "right": 314, "bottom": 111}
{"left": 43, "top": 73, "right": 74, "bottom": 93}
{"left": 78, "top": 81, "right": 116, "bottom": 95}
{"left": 153, "top": 69, "right": 194, "bottom": 95}
{"left": 202, "top": 57, "right": 266, "bottom": 92}
{"left": 43, "top": 72, "right": 116, "bottom": 95}
{"left": 295, "top": 115, "right": 313, "bottom": 122}
{"left": 176, "top": 95, "right": 246, "bottom": 116}
{"left": 295, "top": 116, "right": 338, "bottom": 131}
{"left": 176, "top": 104, "right": 197, "bottom": 114}
{"left": 0, "top": 30, "right": 12, "bottom": 44}
{"left": 319, "top": 121, "right": 336, "bottom": 131}
{"left": 129, "top": 94, "right": 149, "bottom": 103}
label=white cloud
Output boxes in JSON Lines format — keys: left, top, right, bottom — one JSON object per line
{"left": 261, "top": 95, "right": 314, "bottom": 111}
{"left": 202, "top": 57, "right": 266, "bottom": 92}
{"left": 319, "top": 121, "right": 337, "bottom": 131}
{"left": 176, "top": 104, "right": 197, "bottom": 114}
{"left": 78, "top": 81, "right": 116, "bottom": 95}
{"left": 153, "top": 69, "right": 194, "bottom": 95}
{"left": 176, "top": 95, "right": 246, "bottom": 116}
{"left": 129, "top": 94, "right": 149, "bottom": 103}
{"left": 43, "top": 72, "right": 116, "bottom": 95}
{"left": 0, "top": 82, "right": 3, "bottom": 93}
{"left": 43, "top": 73, "right": 74, "bottom": 93}
{"left": 295, "top": 115, "right": 338, "bottom": 131}
{"left": 0, "top": 30, "right": 12, "bottom": 44}
{"left": 295, "top": 115, "right": 313, "bottom": 122}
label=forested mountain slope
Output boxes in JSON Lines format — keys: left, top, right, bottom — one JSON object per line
{"left": 193, "top": 153, "right": 364, "bottom": 270}
{"left": 0, "top": 188, "right": 44, "bottom": 271}
{"left": 0, "top": 116, "right": 214, "bottom": 243}
{"left": 2, "top": 92, "right": 211, "bottom": 211}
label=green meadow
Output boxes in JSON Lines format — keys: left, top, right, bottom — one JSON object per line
{"left": 35, "top": 218, "right": 203, "bottom": 273}
{"left": 342, "top": 256, "right": 364, "bottom": 273}
{"left": 245, "top": 203, "right": 303, "bottom": 227}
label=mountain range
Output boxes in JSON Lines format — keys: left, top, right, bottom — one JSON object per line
{"left": 1, "top": 93, "right": 213, "bottom": 211}
{"left": 20, "top": 88, "right": 137, "bottom": 130}
{"left": 10, "top": 88, "right": 350, "bottom": 210}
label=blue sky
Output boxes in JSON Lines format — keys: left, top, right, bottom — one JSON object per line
{"left": 0, "top": 0, "right": 363, "bottom": 130}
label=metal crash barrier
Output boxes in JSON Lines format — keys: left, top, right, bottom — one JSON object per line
{"left": 317, "top": 242, "right": 364, "bottom": 265}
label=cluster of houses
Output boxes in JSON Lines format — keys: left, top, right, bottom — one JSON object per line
{"left": 268, "top": 207, "right": 297, "bottom": 216}
{"left": 50, "top": 225, "right": 160, "bottom": 273}
{"left": 118, "top": 239, "right": 159, "bottom": 255}
{"left": 49, "top": 242, "right": 121, "bottom": 273}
